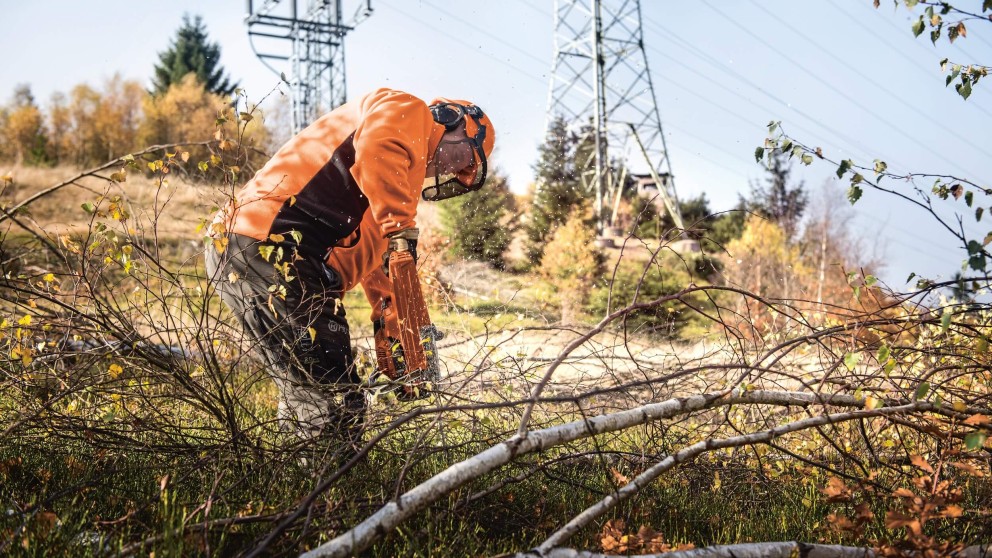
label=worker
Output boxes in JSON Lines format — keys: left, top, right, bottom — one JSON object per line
{"left": 205, "top": 88, "right": 496, "bottom": 442}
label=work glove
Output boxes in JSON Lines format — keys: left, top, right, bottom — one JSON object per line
{"left": 381, "top": 227, "right": 419, "bottom": 275}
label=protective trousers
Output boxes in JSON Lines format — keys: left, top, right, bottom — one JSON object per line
{"left": 205, "top": 233, "right": 365, "bottom": 441}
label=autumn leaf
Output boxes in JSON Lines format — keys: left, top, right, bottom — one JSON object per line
{"left": 963, "top": 414, "right": 990, "bottom": 426}
{"left": 942, "top": 504, "right": 964, "bottom": 518}
{"left": 910, "top": 454, "right": 935, "bottom": 474}
{"left": 948, "top": 461, "right": 984, "bottom": 476}
{"left": 821, "top": 476, "right": 852, "bottom": 502}
{"left": 885, "top": 511, "right": 922, "bottom": 536}
{"left": 610, "top": 467, "right": 630, "bottom": 486}
{"left": 892, "top": 487, "right": 915, "bottom": 499}
{"left": 212, "top": 236, "right": 229, "bottom": 255}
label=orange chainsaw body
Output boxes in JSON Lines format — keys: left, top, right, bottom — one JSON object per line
{"left": 374, "top": 250, "right": 441, "bottom": 398}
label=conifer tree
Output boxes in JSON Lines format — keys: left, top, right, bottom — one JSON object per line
{"left": 439, "top": 169, "right": 514, "bottom": 269}
{"left": 151, "top": 14, "right": 237, "bottom": 96}
{"left": 525, "top": 116, "right": 589, "bottom": 263}
{"left": 749, "top": 148, "right": 808, "bottom": 240}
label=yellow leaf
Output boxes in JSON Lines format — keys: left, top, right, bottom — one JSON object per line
{"left": 268, "top": 233, "right": 285, "bottom": 243}
{"left": 228, "top": 272, "right": 239, "bottom": 283}
{"left": 108, "top": 364, "right": 123, "bottom": 378}
{"left": 181, "top": 151, "right": 190, "bottom": 162}
{"left": 218, "top": 139, "right": 233, "bottom": 151}
{"left": 212, "top": 236, "right": 229, "bottom": 255}
{"left": 953, "top": 401, "right": 968, "bottom": 413}
{"left": 17, "top": 315, "right": 31, "bottom": 326}
{"left": 42, "top": 273, "right": 55, "bottom": 283}
{"left": 289, "top": 195, "right": 297, "bottom": 206}
{"left": 308, "top": 327, "right": 317, "bottom": 344}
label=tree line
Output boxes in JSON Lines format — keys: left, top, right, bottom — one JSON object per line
{"left": 0, "top": 15, "right": 249, "bottom": 169}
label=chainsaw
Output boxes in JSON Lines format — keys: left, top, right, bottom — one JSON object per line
{"left": 373, "top": 246, "right": 443, "bottom": 400}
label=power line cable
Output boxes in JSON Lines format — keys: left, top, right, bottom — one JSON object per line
{"left": 640, "top": 14, "right": 923, "bottom": 175}
{"left": 748, "top": 0, "right": 992, "bottom": 163}
{"left": 697, "top": 0, "right": 986, "bottom": 182}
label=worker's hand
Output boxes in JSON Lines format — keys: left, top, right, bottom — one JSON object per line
{"left": 382, "top": 228, "right": 419, "bottom": 275}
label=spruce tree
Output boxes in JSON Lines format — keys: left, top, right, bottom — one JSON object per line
{"left": 748, "top": 148, "right": 808, "bottom": 240}
{"left": 439, "top": 169, "right": 514, "bottom": 269}
{"left": 525, "top": 116, "right": 589, "bottom": 263}
{"left": 152, "top": 14, "right": 238, "bottom": 96}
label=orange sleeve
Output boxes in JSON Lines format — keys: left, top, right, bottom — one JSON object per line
{"left": 361, "top": 266, "right": 401, "bottom": 338}
{"left": 351, "top": 89, "right": 433, "bottom": 237}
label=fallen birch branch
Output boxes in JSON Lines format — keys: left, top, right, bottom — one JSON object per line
{"left": 301, "top": 390, "right": 890, "bottom": 558}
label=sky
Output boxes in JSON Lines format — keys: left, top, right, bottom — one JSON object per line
{"left": 3, "top": 0, "right": 991, "bottom": 290}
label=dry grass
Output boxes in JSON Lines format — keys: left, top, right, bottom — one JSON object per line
{"left": 1, "top": 164, "right": 228, "bottom": 243}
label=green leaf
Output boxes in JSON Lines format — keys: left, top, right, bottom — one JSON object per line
{"left": 915, "top": 381, "right": 930, "bottom": 401}
{"left": 780, "top": 139, "right": 793, "bottom": 152}
{"left": 865, "top": 274, "right": 878, "bottom": 287}
{"left": 81, "top": 202, "right": 95, "bottom": 214}
{"left": 966, "top": 191, "right": 974, "bottom": 207}
{"left": 258, "top": 245, "right": 275, "bottom": 262}
{"left": 964, "top": 430, "right": 987, "bottom": 450}
{"left": 911, "top": 15, "right": 925, "bottom": 37}
{"left": 844, "top": 352, "right": 860, "bottom": 371}
{"left": 198, "top": 161, "right": 209, "bottom": 172}
{"left": 941, "top": 311, "right": 952, "bottom": 334}
{"left": 968, "top": 253, "right": 987, "bottom": 271}
{"left": 836, "top": 159, "right": 852, "bottom": 178}
{"left": 767, "top": 120, "right": 779, "bottom": 134}
{"left": 873, "top": 159, "right": 887, "bottom": 174}
{"left": 967, "top": 240, "right": 983, "bottom": 255}
{"left": 907, "top": 272, "right": 916, "bottom": 283}
{"left": 976, "top": 207, "right": 984, "bottom": 222}
{"left": 851, "top": 173, "right": 864, "bottom": 184}
{"left": 957, "top": 78, "right": 973, "bottom": 100}
{"left": 905, "top": 0, "right": 919, "bottom": 9}
{"left": 884, "top": 358, "right": 897, "bottom": 375}
{"left": 877, "top": 344, "right": 891, "bottom": 363}
{"left": 847, "top": 185, "right": 863, "bottom": 204}
{"left": 801, "top": 153, "right": 813, "bottom": 165}
{"left": 754, "top": 146, "right": 764, "bottom": 163}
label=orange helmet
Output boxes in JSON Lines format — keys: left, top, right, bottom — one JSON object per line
{"left": 423, "top": 98, "right": 496, "bottom": 201}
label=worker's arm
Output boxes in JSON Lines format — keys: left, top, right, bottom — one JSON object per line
{"left": 351, "top": 89, "right": 434, "bottom": 238}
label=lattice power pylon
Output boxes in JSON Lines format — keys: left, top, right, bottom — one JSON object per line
{"left": 246, "top": 0, "right": 373, "bottom": 133}
{"left": 547, "top": 0, "right": 682, "bottom": 235}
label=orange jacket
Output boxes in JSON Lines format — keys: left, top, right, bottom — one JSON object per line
{"left": 217, "top": 88, "right": 445, "bottom": 328}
